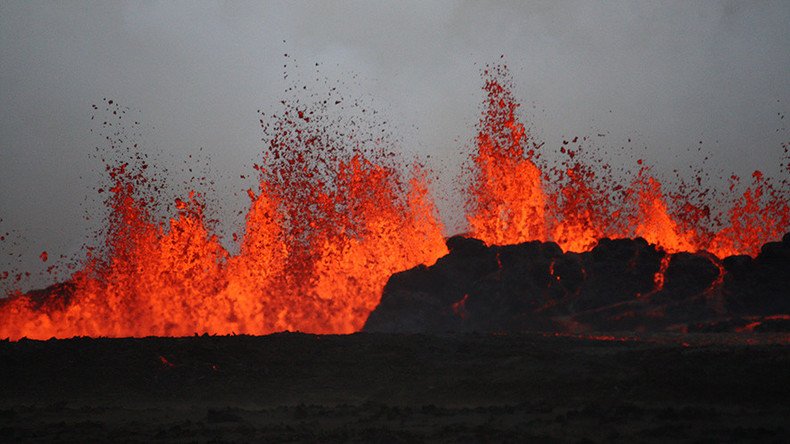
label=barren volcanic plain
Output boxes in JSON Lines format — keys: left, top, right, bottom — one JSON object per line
{"left": 1, "top": 332, "right": 789, "bottom": 443}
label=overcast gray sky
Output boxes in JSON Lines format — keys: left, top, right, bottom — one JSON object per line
{"left": 1, "top": 1, "right": 789, "bottom": 290}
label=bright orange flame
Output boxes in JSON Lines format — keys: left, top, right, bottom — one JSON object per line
{"left": 549, "top": 162, "right": 622, "bottom": 252}
{"left": 707, "top": 171, "right": 790, "bottom": 257}
{"left": 0, "top": 115, "right": 447, "bottom": 340}
{"left": 465, "top": 65, "right": 788, "bottom": 257}
{"left": 629, "top": 170, "right": 697, "bottom": 253}
{"left": 466, "top": 69, "right": 547, "bottom": 245}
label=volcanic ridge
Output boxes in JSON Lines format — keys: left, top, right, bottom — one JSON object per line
{"left": 366, "top": 233, "right": 790, "bottom": 335}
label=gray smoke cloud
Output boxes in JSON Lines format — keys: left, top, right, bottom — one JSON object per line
{"left": 1, "top": 1, "right": 789, "bottom": 291}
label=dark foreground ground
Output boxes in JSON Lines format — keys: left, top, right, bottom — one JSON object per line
{"left": 1, "top": 333, "right": 788, "bottom": 443}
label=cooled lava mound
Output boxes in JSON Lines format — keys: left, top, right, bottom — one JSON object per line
{"left": 365, "top": 233, "right": 790, "bottom": 334}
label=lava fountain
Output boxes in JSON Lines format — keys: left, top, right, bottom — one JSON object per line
{"left": 0, "top": 95, "right": 448, "bottom": 339}
{"left": 465, "top": 65, "right": 789, "bottom": 257}
{"left": 1, "top": 65, "right": 788, "bottom": 340}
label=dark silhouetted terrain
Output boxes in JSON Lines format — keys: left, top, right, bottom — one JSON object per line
{"left": 1, "top": 332, "right": 788, "bottom": 442}
{"left": 365, "top": 234, "right": 790, "bottom": 334}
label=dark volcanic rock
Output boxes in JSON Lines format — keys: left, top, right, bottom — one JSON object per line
{"left": 365, "top": 236, "right": 501, "bottom": 333}
{"left": 724, "top": 237, "right": 790, "bottom": 316}
{"left": 364, "top": 233, "right": 790, "bottom": 334}
{"left": 662, "top": 252, "right": 721, "bottom": 300}
{"left": 574, "top": 237, "right": 662, "bottom": 311}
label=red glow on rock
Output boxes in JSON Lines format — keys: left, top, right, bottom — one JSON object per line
{"left": 452, "top": 294, "right": 470, "bottom": 320}
{"left": 159, "top": 355, "right": 175, "bottom": 368}
{"left": 546, "top": 332, "right": 640, "bottom": 343}
{"left": 653, "top": 255, "right": 672, "bottom": 293}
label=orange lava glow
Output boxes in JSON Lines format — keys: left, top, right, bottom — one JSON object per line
{"left": 465, "top": 66, "right": 789, "bottom": 257}
{"left": 0, "top": 107, "right": 447, "bottom": 340}
{"left": 466, "top": 72, "right": 547, "bottom": 245}
{"left": 1, "top": 65, "right": 788, "bottom": 340}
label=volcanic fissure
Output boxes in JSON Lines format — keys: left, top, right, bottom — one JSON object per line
{"left": 1, "top": 66, "right": 788, "bottom": 340}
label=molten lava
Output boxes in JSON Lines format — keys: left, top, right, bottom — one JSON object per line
{"left": 466, "top": 70, "right": 547, "bottom": 245}
{"left": 465, "top": 66, "right": 789, "bottom": 258}
{"left": 1, "top": 64, "right": 788, "bottom": 340}
{"left": 0, "top": 99, "right": 447, "bottom": 339}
